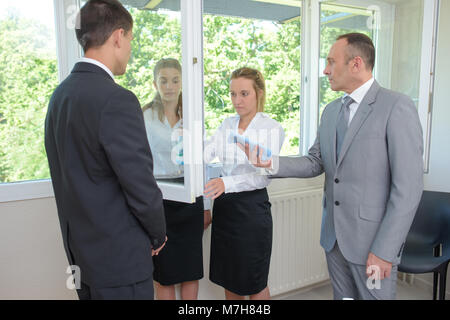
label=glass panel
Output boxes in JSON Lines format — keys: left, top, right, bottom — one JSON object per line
{"left": 0, "top": 0, "right": 57, "bottom": 183}
{"left": 389, "top": 0, "right": 424, "bottom": 106}
{"left": 203, "top": 0, "right": 302, "bottom": 157}
{"left": 115, "top": 1, "right": 185, "bottom": 187}
{"left": 319, "top": 3, "right": 374, "bottom": 117}
{"left": 319, "top": 0, "right": 424, "bottom": 117}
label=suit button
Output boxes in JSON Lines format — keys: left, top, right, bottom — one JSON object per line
{"left": 335, "top": 201, "right": 340, "bottom": 206}
{"left": 335, "top": 178, "right": 340, "bottom": 183}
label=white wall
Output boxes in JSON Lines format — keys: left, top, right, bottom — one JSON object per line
{"left": 414, "top": 0, "right": 450, "bottom": 298}
{"left": 0, "top": 197, "right": 77, "bottom": 299}
{"left": 0, "top": 177, "right": 324, "bottom": 300}
{"left": 423, "top": 0, "right": 450, "bottom": 193}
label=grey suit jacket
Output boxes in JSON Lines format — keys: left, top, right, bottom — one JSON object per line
{"left": 273, "top": 81, "right": 423, "bottom": 265}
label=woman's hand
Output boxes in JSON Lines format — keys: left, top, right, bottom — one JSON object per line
{"left": 204, "top": 210, "right": 212, "bottom": 230}
{"left": 204, "top": 178, "right": 225, "bottom": 200}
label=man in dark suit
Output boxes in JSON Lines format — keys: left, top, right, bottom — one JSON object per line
{"left": 45, "top": 0, "right": 166, "bottom": 300}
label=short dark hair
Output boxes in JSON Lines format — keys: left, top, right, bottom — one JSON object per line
{"left": 337, "top": 33, "right": 375, "bottom": 71}
{"left": 76, "top": 0, "right": 133, "bottom": 52}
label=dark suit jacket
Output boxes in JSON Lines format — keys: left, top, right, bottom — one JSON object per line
{"left": 45, "top": 62, "right": 166, "bottom": 288}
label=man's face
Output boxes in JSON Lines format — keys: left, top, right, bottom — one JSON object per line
{"left": 323, "top": 39, "right": 353, "bottom": 93}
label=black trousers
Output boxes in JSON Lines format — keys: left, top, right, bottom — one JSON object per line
{"left": 76, "top": 277, "right": 154, "bottom": 300}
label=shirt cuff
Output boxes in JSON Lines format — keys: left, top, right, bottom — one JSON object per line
{"left": 203, "top": 197, "right": 212, "bottom": 211}
{"left": 221, "top": 176, "right": 235, "bottom": 194}
{"left": 261, "top": 156, "right": 279, "bottom": 175}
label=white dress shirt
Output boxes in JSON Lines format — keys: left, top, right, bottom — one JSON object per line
{"left": 80, "top": 57, "right": 115, "bottom": 80}
{"left": 143, "top": 108, "right": 183, "bottom": 179}
{"left": 344, "top": 77, "right": 375, "bottom": 125}
{"left": 205, "top": 112, "right": 285, "bottom": 195}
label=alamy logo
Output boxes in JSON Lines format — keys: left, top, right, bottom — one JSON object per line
{"left": 366, "top": 265, "right": 381, "bottom": 290}
{"left": 66, "top": 265, "right": 81, "bottom": 290}
{"left": 66, "top": 5, "right": 80, "bottom": 30}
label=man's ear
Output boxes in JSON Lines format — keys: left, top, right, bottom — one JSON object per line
{"left": 352, "top": 56, "right": 364, "bottom": 72}
{"left": 111, "top": 28, "right": 124, "bottom": 48}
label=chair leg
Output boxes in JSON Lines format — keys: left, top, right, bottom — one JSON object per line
{"left": 438, "top": 263, "right": 448, "bottom": 300}
{"left": 433, "top": 272, "right": 438, "bottom": 300}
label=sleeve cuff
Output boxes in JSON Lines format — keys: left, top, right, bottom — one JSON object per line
{"left": 221, "top": 176, "right": 235, "bottom": 193}
{"left": 151, "top": 236, "right": 166, "bottom": 250}
{"left": 203, "top": 197, "right": 212, "bottom": 211}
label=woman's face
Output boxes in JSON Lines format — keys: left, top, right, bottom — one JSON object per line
{"left": 230, "top": 77, "right": 259, "bottom": 118}
{"left": 154, "top": 67, "right": 182, "bottom": 103}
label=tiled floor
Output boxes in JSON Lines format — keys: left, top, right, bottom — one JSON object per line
{"left": 278, "top": 280, "right": 438, "bottom": 300}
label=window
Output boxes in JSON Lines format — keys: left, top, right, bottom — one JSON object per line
{"left": 0, "top": 0, "right": 438, "bottom": 202}
{"left": 116, "top": 0, "right": 204, "bottom": 202}
{"left": 115, "top": 2, "right": 184, "bottom": 185}
{"left": 0, "top": 0, "right": 57, "bottom": 183}
{"left": 317, "top": 0, "right": 426, "bottom": 119}
{"left": 318, "top": 3, "right": 375, "bottom": 117}
{"left": 202, "top": 0, "right": 302, "bottom": 156}
{"left": 307, "top": 0, "right": 436, "bottom": 168}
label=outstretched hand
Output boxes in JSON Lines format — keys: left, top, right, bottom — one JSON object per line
{"left": 237, "top": 142, "right": 272, "bottom": 168}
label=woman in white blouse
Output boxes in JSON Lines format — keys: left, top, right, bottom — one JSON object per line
{"left": 143, "top": 58, "right": 210, "bottom": 300}
{"left": 204, "top": 67, "right": 285, "bottom": 300}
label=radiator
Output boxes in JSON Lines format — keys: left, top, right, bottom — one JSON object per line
{"left": 268, "top": 188, "right": 329, "bottom": 296}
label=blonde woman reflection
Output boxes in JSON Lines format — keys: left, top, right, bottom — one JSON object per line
{"left": 204, "top": 67, "right": 285, "bottom": 300}
{"left": 143, "top": 58, "right": 211, "bottom": 300}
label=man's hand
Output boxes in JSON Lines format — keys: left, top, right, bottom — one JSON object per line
{"left": 152, "top": 236, "right": 168, "bottom": 256}
{"left": 366, "top": 252, "right": 393, "bottom": 280}
{"left": 204, "top": 210, "right": 212, "bottom": 230}
{"left": 204, "top": 178, "right": 225, "bottom": 200}
{"left": 237, "top": 142, "right": 272, "bottom": 168}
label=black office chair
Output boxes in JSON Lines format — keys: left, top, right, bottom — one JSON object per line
{"left": 399, "top": 191, "right": 450, "bottom": 300}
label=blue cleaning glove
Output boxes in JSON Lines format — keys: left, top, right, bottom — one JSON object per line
{"left": 229, "top": 132, "right": 272, "bottom": 161}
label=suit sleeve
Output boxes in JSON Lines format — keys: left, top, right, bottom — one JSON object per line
{"left": 370, "top": 95, "right": 424, "bottom": 263}
{"left": 99, "top": 89, "right": 166, "bottom": 249}
{"left": 271, "top": 131, "right": 324, "bottom": 179}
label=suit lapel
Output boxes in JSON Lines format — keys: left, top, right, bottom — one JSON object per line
{"left": 328, "top": 101, "right": 342, "bottom": 170}
{"left": 336, "top": 81, "right": 380, "bottom": 168}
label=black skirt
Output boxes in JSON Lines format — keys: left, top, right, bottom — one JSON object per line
{"left": 209, "top": 188, "right": 272, "bottom": 296}
{"left": 153, "top": 196, "right": 204, "bottom": 286}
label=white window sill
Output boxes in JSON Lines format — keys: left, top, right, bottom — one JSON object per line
{"left": 0, "top": 180, "right": 54, "bottom": 203}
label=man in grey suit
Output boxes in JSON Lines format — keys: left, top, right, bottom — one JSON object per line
{"left": 245, "top": 33, "right": 423, "bottom": 299}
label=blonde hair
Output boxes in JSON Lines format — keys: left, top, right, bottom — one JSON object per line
{"left": 142, "top": 58, "right": 182, "bottom": 122}
{"left": 230, "top": 67, "right": 266, "bottom": 112}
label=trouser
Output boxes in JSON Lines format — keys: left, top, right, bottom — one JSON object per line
{"left": 76, "top": 277, "right": 154, "bottom": 300}
{"left": 325, "top": 242, "right": 397, "bottom": 300}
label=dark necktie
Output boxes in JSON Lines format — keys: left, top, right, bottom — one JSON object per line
{"left": 336, "top": 96, "right": 354, "bottom": 162}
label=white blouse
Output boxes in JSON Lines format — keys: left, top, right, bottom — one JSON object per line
{"left": 143, "top": 108, "right": 183, "bottom": 179}
{"left": 205, "top": 112, "right": 285, "bottom": 194}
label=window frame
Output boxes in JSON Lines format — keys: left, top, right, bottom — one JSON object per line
{"left": 304, "top": 0, "right": 438, "bottom": 169}
{"left": 0, "top": 0, "right": 205, "bottom": 203}
{"left": 0, "top": 0, "right": 79, "bottom": 202}
{"left": 0, "top": 0, "right": 439, "bottom": 202}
